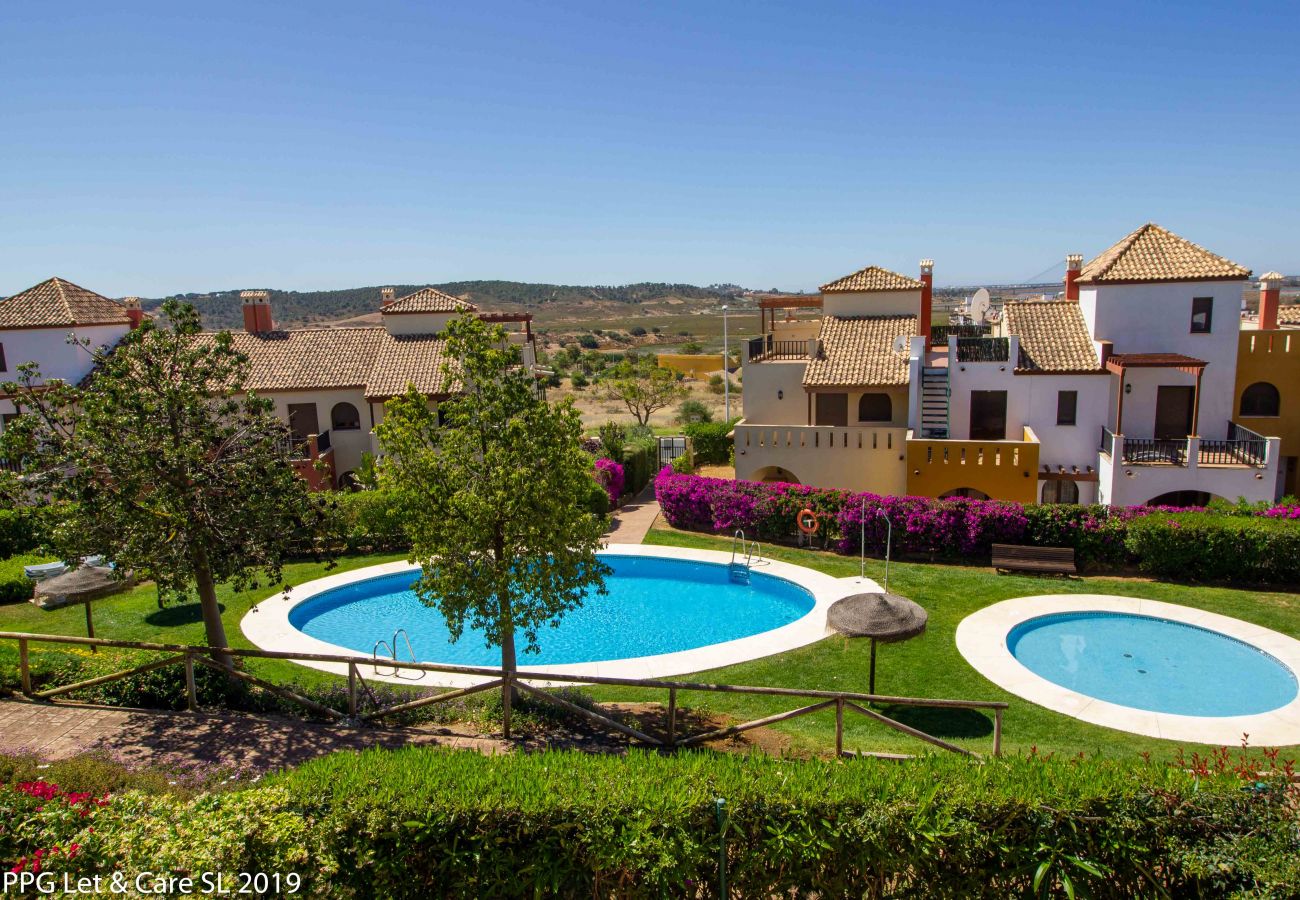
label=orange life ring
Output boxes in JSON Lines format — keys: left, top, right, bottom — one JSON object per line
{"left": 796, "top": 508, "right": 819, "bottom": 535}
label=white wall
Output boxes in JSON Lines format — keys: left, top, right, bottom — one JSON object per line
{"left": 382, "top": 312, "right": 456, "bottom": 335}
{"left": 261, "top": 388, "right": 373, "bottom": 479}
{"left": 1100, "top": 436, "right": 1280, "bottom": 506}
{"left": 1021, "top": 373, "right": 1111, "bottom": 472}
{"left": 2, "top": 324, "right": 130, "bottom": 386}
{"left": 740, "top": 360, "right": 808, "bottom": 425}
{"left": 822, "top": 289, "right": 921, "bottom": 318}
{"left": 1079, "top": 281, "right": 1242, "bottom": 439}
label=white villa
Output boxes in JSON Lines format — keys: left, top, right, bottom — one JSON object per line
{"left": 736, "top": 224, "right": 1293, "bottom": 507}
{"left": 0, "top": 280, "right": 536, "bottom": 488}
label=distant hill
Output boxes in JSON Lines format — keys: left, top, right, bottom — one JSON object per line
{"left": 141, "top": 281, "right": 744, "bottom": 331}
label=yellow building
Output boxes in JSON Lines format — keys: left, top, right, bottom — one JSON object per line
{"left": 1234, "top": 327, "right": 1300, "bottom": 497}
{"left": 657, "top": 352, "right": 726, "bottom": 379}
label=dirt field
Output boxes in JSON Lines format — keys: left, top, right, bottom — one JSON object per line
{"left": 553, "top": 376, "right": 740, "bottom": 430}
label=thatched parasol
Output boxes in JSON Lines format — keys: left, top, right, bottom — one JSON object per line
{"left": 33, "top": 566, "right": 134, "bottom": 646}
{"left": 827, "top": 592, "right": 928, "bottom": 695}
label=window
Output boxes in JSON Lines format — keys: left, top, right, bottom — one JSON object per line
{"left": 857, "top": 392, "right": 892, "bottom": 422}
{"left": 969, "top": 391, "right": 1007, "bottom": 441}
{"left": 814, "top": 393, "right": 848, "bottom": 427}
{"left": 1240, "top": 382, "right": 1281, "bottom": 417}
{"left": 0, "top": 343, "right": 6, "bottom": 372}
{"left": 1190, "top": 297, "right": 1213, "bottom": 333}
{"left": 1041, "top": 480, "right": 1079, "bottom": 504}
{"left": 287, "top": 403, "right": 319, "bottom": 443}
{"left": 330, "top": 401, "right": 361, "bottom": 431}
{"left": 1056, "top": 390, "right": 1077, "bottom": 426}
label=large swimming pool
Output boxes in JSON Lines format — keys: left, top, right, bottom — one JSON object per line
{"left": 1008, "top": 611, "right": 1299, "bottom": 717}
{"left": 287, "top": 554, "right": 817, "bottom": 666}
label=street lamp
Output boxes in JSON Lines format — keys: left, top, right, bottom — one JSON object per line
{"left": 721, "top": 305, "right": 730, "bottom": 422}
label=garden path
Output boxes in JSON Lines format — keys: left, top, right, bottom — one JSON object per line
{"left": 0, "top": 698, "right": 505, "bottom": 772}
{"left": 603, "top": 483, "right": 660, "bottom": 544}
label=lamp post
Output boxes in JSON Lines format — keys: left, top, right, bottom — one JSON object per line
{"left": 721, "top": 304, "right": 730, "bottom": 422}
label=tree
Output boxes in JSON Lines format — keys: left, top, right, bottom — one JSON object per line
{"left": 0, "top": 302, "right": 329, "bottom": 666}
{"left": 375, "top": 315, "right": 608, "bottom": 716}
{"left": 598, "top": 358, "right": 688, "bottom": 426}
{"left": 676, "top": 399, "right": 713, "bottom": 425}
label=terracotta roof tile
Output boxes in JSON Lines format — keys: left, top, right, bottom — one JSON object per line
{"left": 0, "top": 277, "right": 132, "bottom": 329}
{"left": 196, "top": 327, "right": 458, "bottom": 400}
{"left": 1275, "top": 305, "right": 1300, "bottom": 326}
{"left": 1075, "top": 223, "right": 1250, "bottom": 285}
{"left": 820, "top": 266, "right": 924, "bottom": 294}
{"left": 802, "top": 315, "right": 915, "bottom": 387}
{"left": 1002, "top": 301, "right": 1101, "bottom": 373}
{"left": 382, "top": 287, "right": 477, "bottom": 314}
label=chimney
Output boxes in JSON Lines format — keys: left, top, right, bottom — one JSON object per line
{"left": 918, "top": 259, "right": 934, "bottom": 347}
{"left": 1259, "top": 271, "right": 1283, "bottom": 331}
{"left": 1065, "top": 254, "right": 1083, "bottom": 301}
{"left": 380, "top": 286, "right": 396, "bottom": 309}
{"left": 122, "top": 296, "right": 144, "bottom": 330}
{"left": 240, "top": 290, "right": 274, "bottom": 334}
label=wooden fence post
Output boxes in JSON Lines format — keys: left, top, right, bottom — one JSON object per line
{"left": 184, "top": 654, "right": 197, "bottom": 711}
{"left": 19, "top": 638, "right": 31, "bottom": 696}
{"left": 347, "top": 663, "right": 358, "bottom": 717}
{"left": 993, "top": 708, "right": 1003, "bottom": 757}
{"left": 502, "top": 672, "right": 512, "bottom": 739}
{"left": 667, "top": 687, "right": 677, "bottom": 748}
{"left": 835, "top": 697, "right": 844, "bottom": 757}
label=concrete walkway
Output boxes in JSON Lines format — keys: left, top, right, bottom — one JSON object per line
{"left": 0, "top": 698, "right": 504, "bottom": 771}
{"left": 604, "top": 484, "right": 660, "bottom": 544}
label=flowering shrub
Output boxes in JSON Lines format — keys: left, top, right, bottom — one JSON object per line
{"left": 594, "top": 458, "right": 625, "bottom": 507}
{"left": 3, "top": 782, "right": 109, "bottom": 878}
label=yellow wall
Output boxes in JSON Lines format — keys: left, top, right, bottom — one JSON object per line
{"left": 905, "top": 427, "right": 1040, "bottom": 503}
{"left": 1235, "top": 330, "right": 1300, "bottom": 495}
{"left": 658, "top": 353, "right": 726, "bottom": 379}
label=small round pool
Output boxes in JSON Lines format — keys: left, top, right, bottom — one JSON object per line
{"left": 1008, "top": 612, "right": 1299, "bottom": 717}
{"left": 287, "top": 554, "right": 817, "bottom": 666}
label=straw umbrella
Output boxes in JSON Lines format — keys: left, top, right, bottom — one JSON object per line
{"left": 827, "top": 593, "right": 928, "bottom": 695}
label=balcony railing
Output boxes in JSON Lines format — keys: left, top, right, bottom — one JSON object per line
{"left": 931, "top": 324, "right": 991, "bottom": 344}
{"left": 747, "top": 334, "right": 809, "bottom": 362}
{"left": 1203, "top": 422, "right": 1268, "bottom": 466}
{"left": 1121, "top": 438, "right": 1187, "bottom": 466}
{"left": 279, "top": 430, "right": 332, "bottom": 460}
{"left": 955, "top": 337, "right": 1010, "bottom": 363}
{"left": 1100, "top": 422, "right": 1270, "bottom": 468}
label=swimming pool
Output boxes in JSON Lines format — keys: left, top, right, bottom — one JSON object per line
{"left": 1007, "top": 612, "right": 1298, "bottom": 717}
{"left": 242, "top": 545, "right": 857, "bottom": 684}
{"left": 956, "top": 594, "right": 1300, "bottom": 745}
{"left": 288, "top": 554, "right": 815, "bottom": 666}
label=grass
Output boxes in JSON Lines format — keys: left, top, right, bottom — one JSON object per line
{"left": 3, "top": 529, "right": 1299, "bottom": 762}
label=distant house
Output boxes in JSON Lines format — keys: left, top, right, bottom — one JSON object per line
{"left": 0, "top": 281, "right": 536, "bottom": 489}
{"left": 736, "top": 223, "right": 1295, "bottom": 505}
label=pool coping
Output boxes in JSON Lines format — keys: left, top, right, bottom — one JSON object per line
{"left": 956, "top": 594, "right": 1300, "bottom": 746}
{"left": 240, "top": 543, "right": 879, "bottom": 688}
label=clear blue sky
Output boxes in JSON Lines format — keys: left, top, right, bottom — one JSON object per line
{"left": 2, "top": 1, "right": 1297, "bottom": 296}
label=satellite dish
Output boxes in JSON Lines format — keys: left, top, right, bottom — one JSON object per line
{"left": 892, "top": 335, "right": 910, "bottom": 353}
{"left": 970, "top": 288, "right": 992, "bottom": 326}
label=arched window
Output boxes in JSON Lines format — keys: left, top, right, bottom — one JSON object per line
{"left": 330, "top": 402, "right": 361, "bottom": 431}
{"left": 857, "top": 393, "right": 893, "bottom": 422}
{"left": 1041, "top": 480, "right": 1079, "bottom": 504}
{"left": 1240, "top": 382, "right": 1280, "bottom": 417}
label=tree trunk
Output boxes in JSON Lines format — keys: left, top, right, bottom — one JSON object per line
{"left": 191, "top": 544, "right": 233, "bottom": 670}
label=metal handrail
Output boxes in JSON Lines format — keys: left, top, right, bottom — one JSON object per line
{"left": 1, "top": 630, "right": 1009, "bottom": 757}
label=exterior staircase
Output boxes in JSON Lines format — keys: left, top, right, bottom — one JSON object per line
{"left": 920, "top": 367, "right": 950, "bottom": 438}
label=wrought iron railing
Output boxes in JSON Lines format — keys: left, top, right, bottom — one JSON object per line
{"left": 955, "top": 337, "right": 1010, "bottom": 363}
{"left": 315, "top": 429, "right": 332, "bottom": 454}
{"left": 931, "top": 324, "right": 991, "bottom": 344}
{"left": 747, "top": 334, "right": 808, "bottom": 362}
{"left": 1201, "top": 422, "right": 1268, "bottom": 466}
{"left": 1121, "top": 438, "right": 1188, "bottom": 466}
{"left": 1099, "top": 427, "right": 1115, "bottom": 457}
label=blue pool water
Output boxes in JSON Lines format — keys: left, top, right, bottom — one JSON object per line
{"left": 1008, "top": 612, "right": 1298, "bottom": 717}
{"left": 289, "top": 555, "right": 815, "bottom": 666}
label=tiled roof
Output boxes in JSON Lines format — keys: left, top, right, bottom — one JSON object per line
{"left": 820, "top": 266, "right": 924, "bottom": 294}
{"left": 196, "top": 327, "right": 458, "bottom": 400}
{"left": 1001, "top": 301, "right": 1101, "bottom": 373}
{"left": 802, "top": 315, "right": 916, "bottom": 387}
{"left": 382, "top": 287, "right": 477, "bottom": 314}
{"left": 1277, "top": 305, "right": 1300, "bottom": 325}
{"left": 0, "top": 277, "right": 132, "bottom": 329}
{"left": 1075, "top": 223, "right": 1251, "bottom": 285}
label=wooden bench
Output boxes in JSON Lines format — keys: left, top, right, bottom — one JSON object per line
{"left": 991, "top": 544, "right": 1077, "bottom": 575}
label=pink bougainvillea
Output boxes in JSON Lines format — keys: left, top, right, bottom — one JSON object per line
{"left": 594, "top": 458, "right": 625, "bottom": 507}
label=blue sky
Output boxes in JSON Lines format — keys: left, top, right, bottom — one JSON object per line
{"left": 2, "top": 1, "right": 1297, "bottom": 296}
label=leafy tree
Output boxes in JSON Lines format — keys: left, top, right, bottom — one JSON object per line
{"left": 597, "top": 358, "right": 689, "bottom": 426}
{"left": 0, "top": 302, "right": 329, "bottom": 666}
{"left": 629, "top": 326, "right": 647, "bottom": 337}
{"left": 681, "top": 341, "right": 703, "bottom": 354}
{"left": 375, "top": 315, "right": 608, "bottom": 711}
{"left": 577, "top": 334, "right": 599, "bottom": 349}
{"left": 597, "top": 421, "right": 627, "bottom": 459}
{"left": 676, "top": 399, "right": 713, "bottom": 425}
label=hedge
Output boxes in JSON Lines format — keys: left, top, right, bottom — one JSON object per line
{"left": 620, "top": 440, "right": 655, "bottom": 496}
{"left": 655, "top": 469, "right": 1300, "bottom": 579}
{"left": 5, "top": 748, "right": 1297, "bottom": 897}
{"left": 684, "top": 421, "right": 733, "bottom": 465}
{"left": 0, "top": 506, "right": 63, "bottom": 559}
{"left": 0, "top": 553, "right": 43, "bottom": 605}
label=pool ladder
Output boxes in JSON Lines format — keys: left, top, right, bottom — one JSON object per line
{"left": 729, "top": 530, "right": 763, "bottom": 584}
{"left": 373, "top": 628, "right": 424, "bottom": 679}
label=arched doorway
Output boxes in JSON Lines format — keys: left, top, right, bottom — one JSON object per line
{"left": 940, "top": 487, "right": 990, "bottom": 500}
{"left": 752, "top": 466, "right": 800, "bottom": 485}
{"left": 1041, "top": 480, "right": 1079, "bottom": 504}
{"left": 1146, "top": 490, "right": 1215, "bottom": 508}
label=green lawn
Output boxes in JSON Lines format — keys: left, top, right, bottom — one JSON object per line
{"left": 3, "top": 531, "right": 1298, "bottom": 761}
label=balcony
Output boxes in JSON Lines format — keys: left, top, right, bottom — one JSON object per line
{"left": 746, "top": 333, "right": 814, "bottom": 362}
{"left": 904, "top": 426, "right": 1041, "bottom": 503}
{"left": 954, "top": 337, "right": 1010, "bottom": 363}
{"left": 1099, "top": 423, "right": 1269, "bottom": 468}
{"left": 732, "top": 420, "right": 908, "bottom": 495}
{"left": 282, "top": 430, "right": 336, "bottom": 490}
{"left": 930, "top": 324, "right": 991, "bottom": 344}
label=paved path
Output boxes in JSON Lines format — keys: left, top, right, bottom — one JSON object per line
{"left": 0, "top": 699, "right": 504, "bottom": 771}
{"left": 604, "top": 483, "right": 660, "bottom": 544}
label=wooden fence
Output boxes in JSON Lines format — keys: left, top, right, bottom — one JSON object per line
{"left": 1, "top": 632, "right": 1008, "bottom": 758}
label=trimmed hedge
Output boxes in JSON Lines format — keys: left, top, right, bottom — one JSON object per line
{"left": 620, "top": 440, "right": 654, "bottom": 496}
{"left": 0, "top": 553, "right": 43, "bottom": 605}
{"left": 1126, "top": 513, "right": 1300, "bottom": 583}
{"left": 7, "top": 748, "right": 1296, "bottom": 897}
{"left": 684, "top": 421, "right": 733, "bottom": 465}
